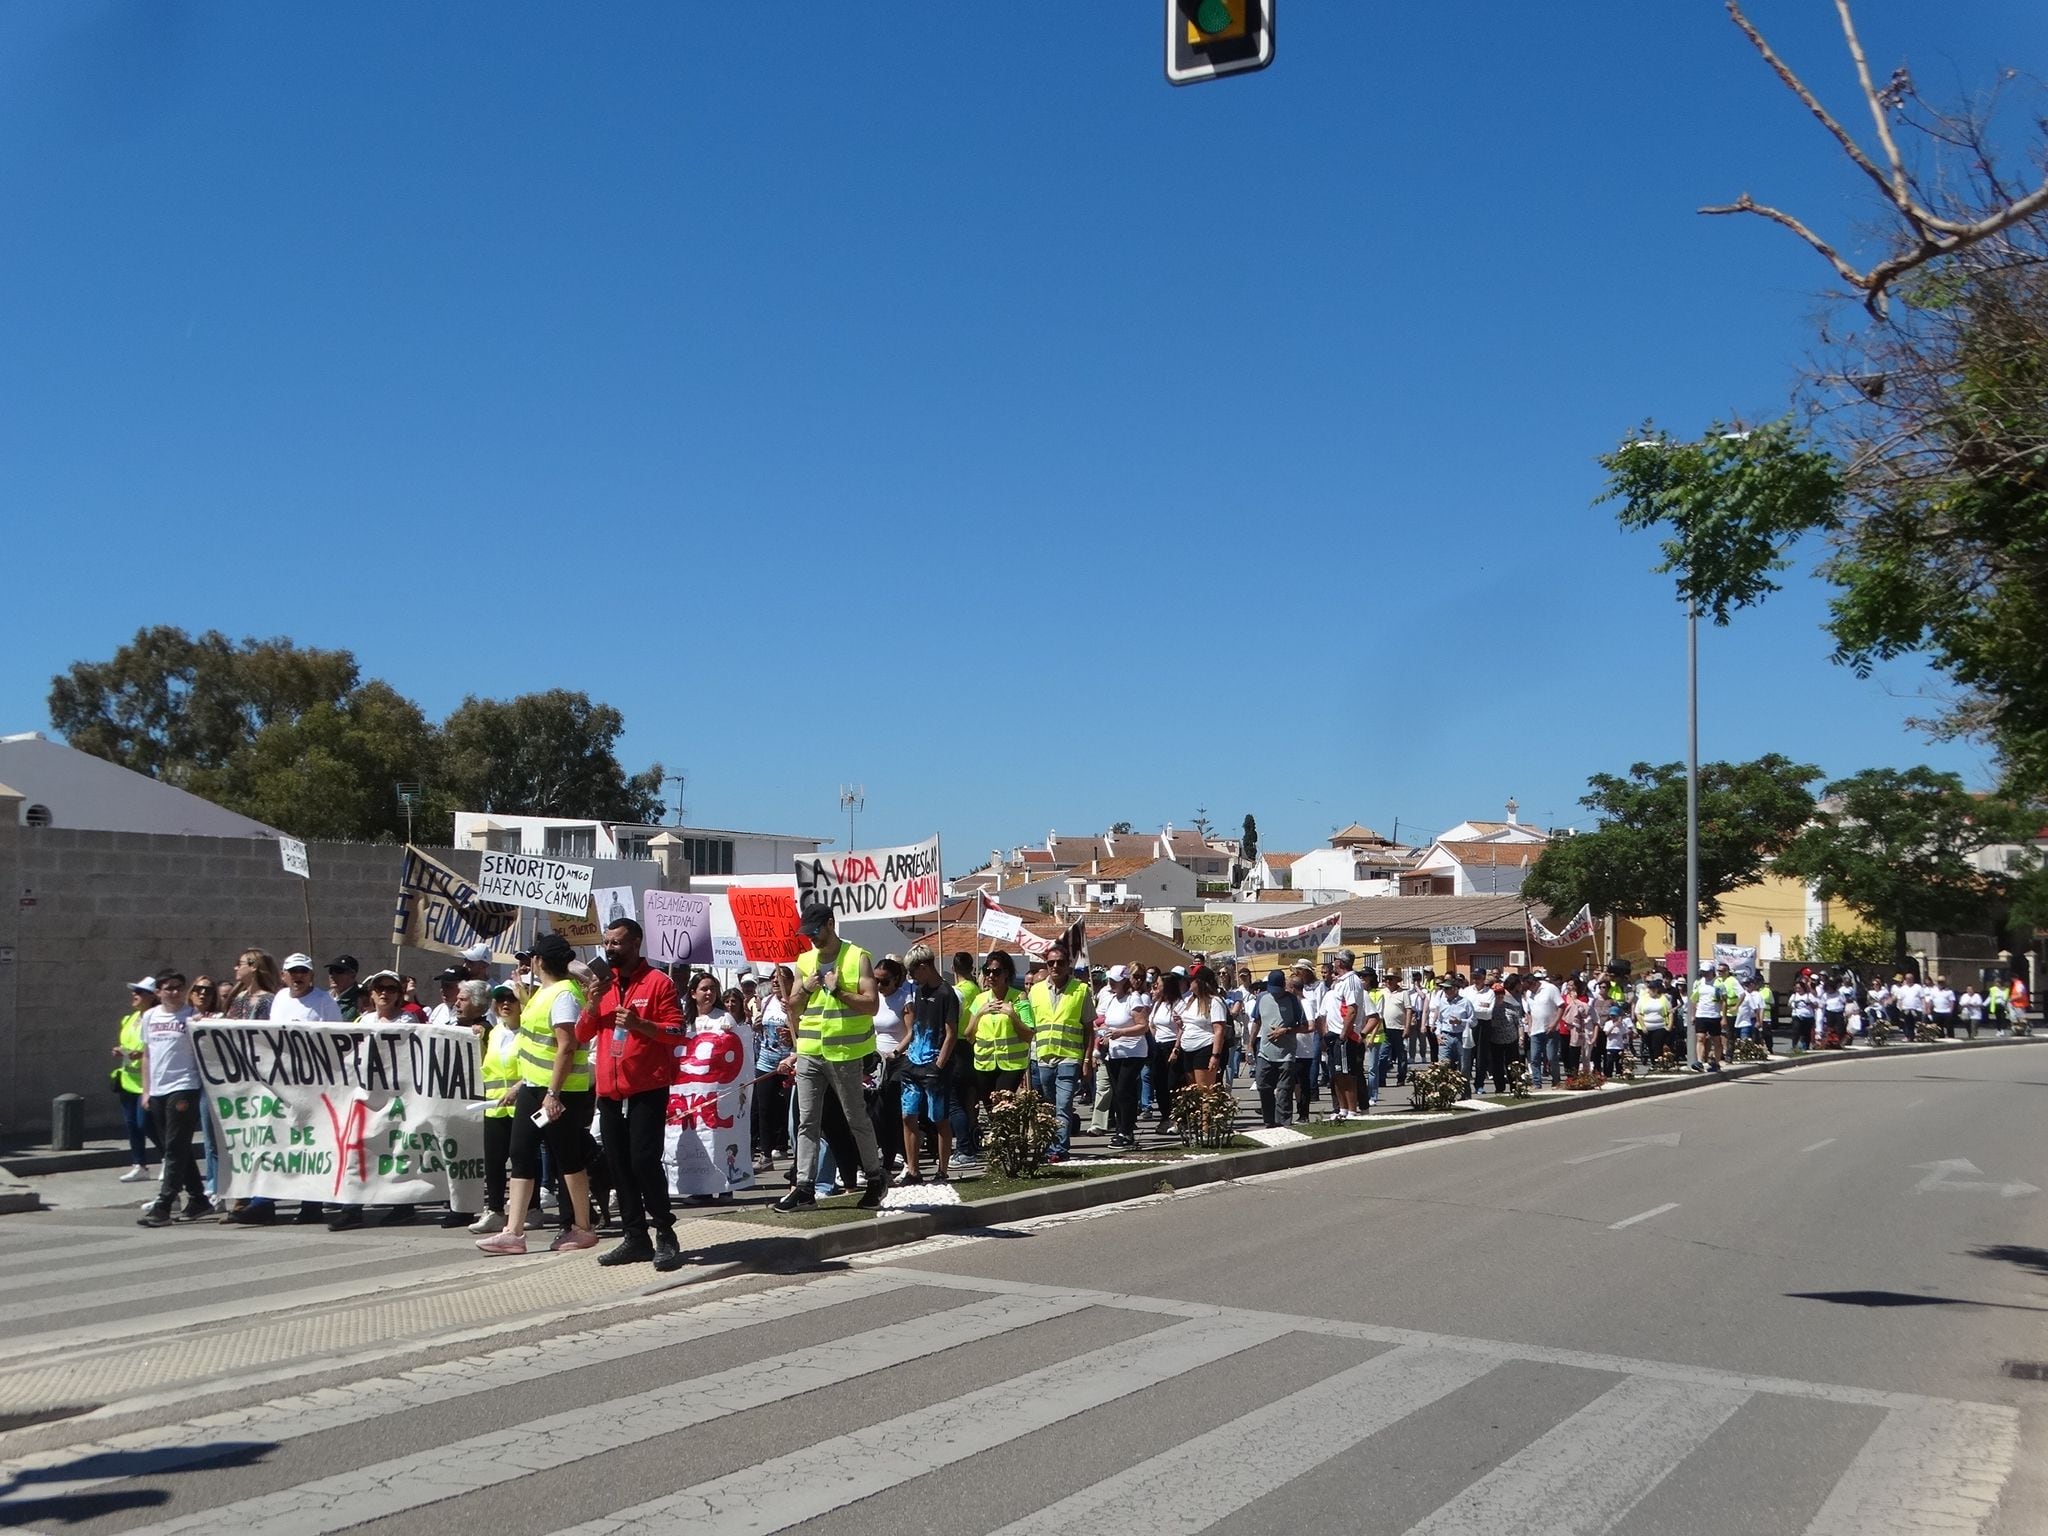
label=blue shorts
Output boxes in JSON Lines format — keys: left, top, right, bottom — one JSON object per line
{"left": 901, "top": 1074, "right": 950, "bottom": 1121}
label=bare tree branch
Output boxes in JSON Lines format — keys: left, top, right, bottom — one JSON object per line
{"left": 1833, "top": 0, "right": 1911, "bottom": 205}
{"left": 1699, "top": 193, "right": 1866, "bottom": 287}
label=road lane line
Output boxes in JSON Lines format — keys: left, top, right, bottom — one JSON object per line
{"left": 1799, "top": 1138, "right": 1837, "bottom": 1153}
{"left": 0, "top": 1248, "right": 467, "bottom": 1326}
{"left": 556, "top": 1312, "right": 1296, "bottom": 1536}
{"left": 1802, "top": 1399, "right": 2019, "bottom": 1536}
{"left": 0, "top": 1232, "right": 328, "bottom": 1297}
{"left": 0, "top": 1270, "right": 907, "bottom": 1508}
{"left": 108, "top": 1290, "right": 1095, "bottom": 1536}
{"left": 985, "top": 1342, "right": 1502, "bottom": 1536}
{"left": 1608, "top": 1202, "right": 1679, "bottom": 1230}
{"left": 1402, "top": 1374, "right": 1750, "bottom": 1535}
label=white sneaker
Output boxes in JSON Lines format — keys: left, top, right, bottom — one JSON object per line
{"left": 468, "top": 1211, "right": 505, "bottom": 1235}
{"left": 119, "top": 1165, "right": 150, "bottom": 1183}
{"left": 140, "top": 1197, "right": 157, "bottom": 1211}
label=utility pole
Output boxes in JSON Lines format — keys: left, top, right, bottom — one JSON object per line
{"left": 664, "top": 772, "right": 687, "bottom": 826}
{"left": 838, "top": 784, "right": 865, "bottom": 852}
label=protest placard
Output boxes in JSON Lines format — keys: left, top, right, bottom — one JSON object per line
{"left": 193, "top": 1021, "right": 485, "bottom": 1208}
{"left": 392, "top": 846, "right": 521, "bottom": 961}
{"left": 978, "top": 907, "right": 1025, "bottom": 944}
{"left": 711, "top": 934, "right": 748, "bottom": 968}
{"left": 1237, "top": 910, "right": 1343, "bottom": 959}
{"left": 793, "top": 835, "right": 941, "bottom": 920}
{"left": 550, "top": 901, "right": 604, "bottom": 946}
{"left": 729, "top": 887, "right": 808, "bottom": 963}
{"left": 592, "top": 886, "right": 637, "bottom": 928}
{"left": 1428, "top": 925, "right": 1478, "bottom": 947}
{"left": 1180, "top": 912, "right": 1234, "bottom": 954}
{"left": 478, "top": 850, "right": 594, "bottom": 916}
{"left": 278, "top": 837, "right": 309, "bottom": 879}
{"left": 665, "top": 1018, "right": 754, "bottom": 1197}
{"left": 643, "top": 890, "right": 713, "bottom": 965}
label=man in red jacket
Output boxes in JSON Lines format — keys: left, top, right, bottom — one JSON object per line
{"left": 578, "top": 918, "right": 687, "bottom": 1271}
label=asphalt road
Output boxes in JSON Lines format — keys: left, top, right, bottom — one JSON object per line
{"left": 1, "top": 1044, "right": 2042, "bottom": 1535}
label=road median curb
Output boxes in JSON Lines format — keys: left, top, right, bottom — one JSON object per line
{"left": 759, "top": 1034, "right": 2047, "bottom": 1266}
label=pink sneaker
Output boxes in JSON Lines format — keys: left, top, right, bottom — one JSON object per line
{"left": 550, "top": 1227, "right": 599, "bottom": 1253}
{"left": 475, "top": 1230, "right": 528, "bottom": 1256}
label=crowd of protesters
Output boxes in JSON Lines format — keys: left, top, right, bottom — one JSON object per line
{"left": 111, "top": 911, "right": 2035, "bottom": 1251}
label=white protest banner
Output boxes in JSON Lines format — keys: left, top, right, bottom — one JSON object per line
{"left": 665, "top": 1018, "right": 754, "bottom": 1197}
{"left": 1428, "top": 925, "right": 1478, "bottom": 947}
{"left": 978, "top": 907, "right": 1025, "bottom": 944}
{"left": 794, "top": 835, "right": 941, "bottom": 920}
{"left": 1237, "top": 910, "right": 1343, "bottom": 959}
{"left": 392, "top": 846, "right": 521, "bottom": 961}
{"left": 1714, "top": 943, "right": 1760, "bottom": 981}
{"left": 478, "top": 850, "right": 594, "bottom": 916}
{"left": 644, "top": 889, "right": 713, "bottom": 966}
{"left": 592, "top": 886, "right": 637, "bottom": 928}
{"left": 193, "top": 1021, "right": 485, "bottom": 1208}
{"left": 278, "top": 837, "right": 310, "bottom": 880}
{"left": 1527, "top": 904, "right": 1596, "bottom": 948}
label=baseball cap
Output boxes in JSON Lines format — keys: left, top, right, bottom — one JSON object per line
{"left": 798, "top": 902, "right": 834, "bottom": 938}
{"left": 462, "top": 942, "right": 493, "bottom": 964}
{"left": 532, "top": 932, "right": 575, "bottom": 967}
{"left": 1335, "top": 948, "right": 1356, "bottom": 965}
{"left": 489, "top": 981, "right": 518, "bottom": 999}
{"left": 326, "top": 954, "right": 359, "bottom": 974}
{"left": 436, "top": 967, "right": 464, "bottom": 986}
{"left": 1531, "top": 966, "right": 1547, "bottom": 978}
{"left": 1107, "top": 964, "right": 1130, "bottom": 981}
{"left": 282, "top": 953, "right": 314, "bottom": 972}
{"left": 364, "top": 969, "right": 402, "bottom": 987}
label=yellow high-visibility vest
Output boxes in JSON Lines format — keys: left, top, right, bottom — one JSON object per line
{"left": 482, "top": 1024, "right": 523, "bottom": 1118}
{"left": 970, "top": 987, "right": 1036, "bottom": 1072}
{"left": 516, "top": 979, "right": 591, "bottom": 1090}
{"left": 1028, "top": 979, "right": 1089, "bottom": 1063}
{"left": 114, "top": 1010, "right": 144, "bottom": 1094}
{"left": 795, "top": 943, "right": 876, "bottom": 1061}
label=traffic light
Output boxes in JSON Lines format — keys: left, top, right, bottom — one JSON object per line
{"left": 1165, "top": 0, "right": 1274, "bottom": 86}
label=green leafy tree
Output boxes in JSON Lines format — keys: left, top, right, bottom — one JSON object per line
{"left": 1773, "top": 767, "right": 2034, "bottom": 964}
{"left": 192, "top": 682, "right": 441, "bottom": 842}
{"left": 438, "top": 690, "right": 664, "bottom": 824}
{"left": 1240, "top": 814, "right": 1258, "bottom": 863}
{"left": 1523, "top": 755, "right": 1821, "bottom": 938}
{"left": 48, "top": 626, "right": 358, "bottom": 785}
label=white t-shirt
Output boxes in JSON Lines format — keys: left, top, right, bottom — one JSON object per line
{"left": 551, "top": 989, "right": 582, "bottom": 1028}
{"left": 874, "top": 981, "right": 913, "bottom": 1056}
{"left": 1101, "top": 995, "right": 1149, "bottom": 1060}
{"left": 143, "top": 1004, "right": 200, "bottom": 1093}
{"left": 1325, "top": 973, "right": 1364, "bottom": 1037}
{"left": 1526, "top": 981, "right": 1563, "bottom": 1035}
{"left": 1150, "top": 1001, "right": 1180, "bottom": 1045}
{"left": 1634, "top": 993, "right": 1673, "bottom": 1032}
{"left": 1960, "top": 990, "right": 1984, "bottom": 1020}
{"left": 1930, "top": 986, "right": 1957, "bottom": 1015}
{"left": 1176, "top": 996, "right": 1227, "bottom": 1051}
{"left": 1691, "top": 981, "right": 1722, "bottom": 1019}
{"left": 271, "top": 987, "right": 343, "bottom": 1025}
{"left": 1896, "top": 982, "right": 1925, "bottom": 1014}
{"left": 427, "top": 1002, "right": 459, "bottom": 1029}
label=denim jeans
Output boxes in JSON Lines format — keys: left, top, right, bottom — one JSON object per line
{"left": 1438, "top": 1037, "right": 1470, "bottom": 1092}
{"left": 1031, "top": 1059, "right": 1082, "bottom": 1155}
{"left": 118, "top": 1088, "right": 158, "bottom": 1166}
{"left": 1253, "top": 1057, "right": 1289, "bottom": 1127}
{"left": 1527, "top": 1031, "right": 1561, "bottom": 1084}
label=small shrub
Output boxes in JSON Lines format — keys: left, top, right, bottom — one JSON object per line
{"left": 1503, "top": 1059, "right": 1534, "bottom": 1099}
{"left": 980, "top": 1089, "right": 1059, "bottom": 1178}
{"left": 1913, "top": 1018, "right": 1943, "bottom": 1043}
{"left": 1610, "top": 1053, "right": 1639, "bottom": 1081}
{"left": 1731, "top": 1038, "right": 1772, "bottom": 1062}
{"left": 1648, "top": 1051, "right": 1686, "bottom": 1075}
{"left": 1407, "top": 1062, "right": 1469, "bottom": 1113}
{"left": 1865, "top": 1014, "right": 1899, "bottom": 1047}
{"left": 1563, "top": 1068, "right": 1602, "bottom": 1091}
{"left": 1170, "top": 1083, "right": 1237, "bottom": 1149}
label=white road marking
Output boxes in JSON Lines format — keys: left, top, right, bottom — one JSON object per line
{"left": 1607, "top": 1202, "right": 1680, "bottom": 1230}
{"left": 554, "top": 1312, "right": 1294, "bottom": 1536}
{"left": 0, "top": 1231, "right": 325, "bottom": 1297}
{"left": 1802, "top": 1400, "right": 2020, "bottom": 1536}
{"left": 1563, "top": 1133, "right": 1681, "bottom": 1166}
{"left": 1913, "top": 1159, "right": 2040, "bottom": 1197}
{"left": 1799, "top": 1138, "right": 1837, "bottom": 1153}
{"left": 109, "top": 1289, "right": 1095, "bottom": 1536}
{"left": 0, "top": 1248, "right": 464, "bottom": 1326}
{"left": 985, "top": 1342, "right": 1501, "bottom": 1536}
{"left": 0, "top": 1271, "right": 906, "bottom": 1507}
{"left": 1402, "top": 1374, "right": 1751, "bottom": 1535}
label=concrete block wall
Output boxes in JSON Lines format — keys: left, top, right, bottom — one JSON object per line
{"left": 0, "top": 821, "right": 670, "bottom": 1141}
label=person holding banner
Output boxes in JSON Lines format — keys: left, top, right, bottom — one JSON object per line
{"left": 578, "top": 918, "right": 687, "bottom": 1272}
{"left": 773, "top": 904, "right": 888, "bottom": 1213}
{"left": 327, "top": 971, "right": 422, "bottom": 1231}
{"left": 136, "top": 972, "right": 212, "bottom": 1228}
{"left": 477, "top": 934, "right": 599, "bottom": 1255}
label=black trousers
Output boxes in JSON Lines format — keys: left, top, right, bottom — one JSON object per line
{"left": 1480, "top": 1037, "right": 1513, "bottom": 1092}
{"left": 1254, "top": 1057, "right": 1288, "bottom": 1127}
{"left": 1149, "top": 1040, "right": 1178, "bottom": 1123}
{"left": 869, "top": 1056, "right": 903, "bottom": 1169}
{"left": 1287, "top": 1058, "right": 1312, "bottom": 1120}
{"left": 1108, "top": 1057, "right": 1145, "bottom": 1140}
{"left": 753, "top": 1071, "right": 790, "bottom": 1155}
{"left": 599, "top": 1089, "right": 674, "bottom": 1240}
{"left": 483, "top": 1113, "right": 512, "bottom": 1214}
{"left": 151, "top": 1092, "right": 206, "bottom": 1211}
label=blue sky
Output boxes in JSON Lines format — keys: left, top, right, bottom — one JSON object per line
{"left": 1, "top": 2, "right": 2032, "bottom": 862}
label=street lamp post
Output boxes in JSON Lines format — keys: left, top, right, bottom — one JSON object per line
{"left": 1686, "top": 598, "right": 1700, "bottom": 1068}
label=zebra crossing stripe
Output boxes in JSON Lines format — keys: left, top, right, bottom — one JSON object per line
{"left": 0, "top": 1270, "right": 908, "bottom": 1510}
{"left": 0, "top": 1249, "right": 481, "bottom": 1327}
{"left": 1401, "top": 1374, "right": 1751, "bottom": 1535}
{"left": 0, "top": 1232, "right": 327, "bottom": 1298}
{"left": 108, "top": 1290, "right": 1093, "bottom": 1536}
{"left": 1801, "top": 1400, "right": 2021, "bottom": 1536}
{"left": 985, "top": 1341, "right": 1504, "bottom": 1536}
{"left": 552, "top": 1312, "right": 1298, "bottom": 1536}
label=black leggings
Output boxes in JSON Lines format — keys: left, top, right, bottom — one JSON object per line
{"left": 1108, "top": 1057, "right": 1145, "bottom": 1140}
{"left": 509, "top": 1085, "right": 594, "bottom": 1179}
{"left": 753, "top": 1070, "right": 790, "bottom": 1155}
{"left": 1149, "top": 1040, "right": 1178, "bottom": 1121}
{"left": 483, "top": 1113, "right": 512, "bottom": 1214}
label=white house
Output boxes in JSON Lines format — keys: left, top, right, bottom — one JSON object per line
{"left": 452, "top": 812, "right": 824, "bottom": 888}
{"left": 1402, "top": 839, "right": 1544, "bottom": 897}
{"left": 1061, "top": 856, "right": 1198, "bottom": 914}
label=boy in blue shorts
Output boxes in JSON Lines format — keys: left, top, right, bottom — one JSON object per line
{"left": 900, "top": 944, "right": 960, "bottom": 1184}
